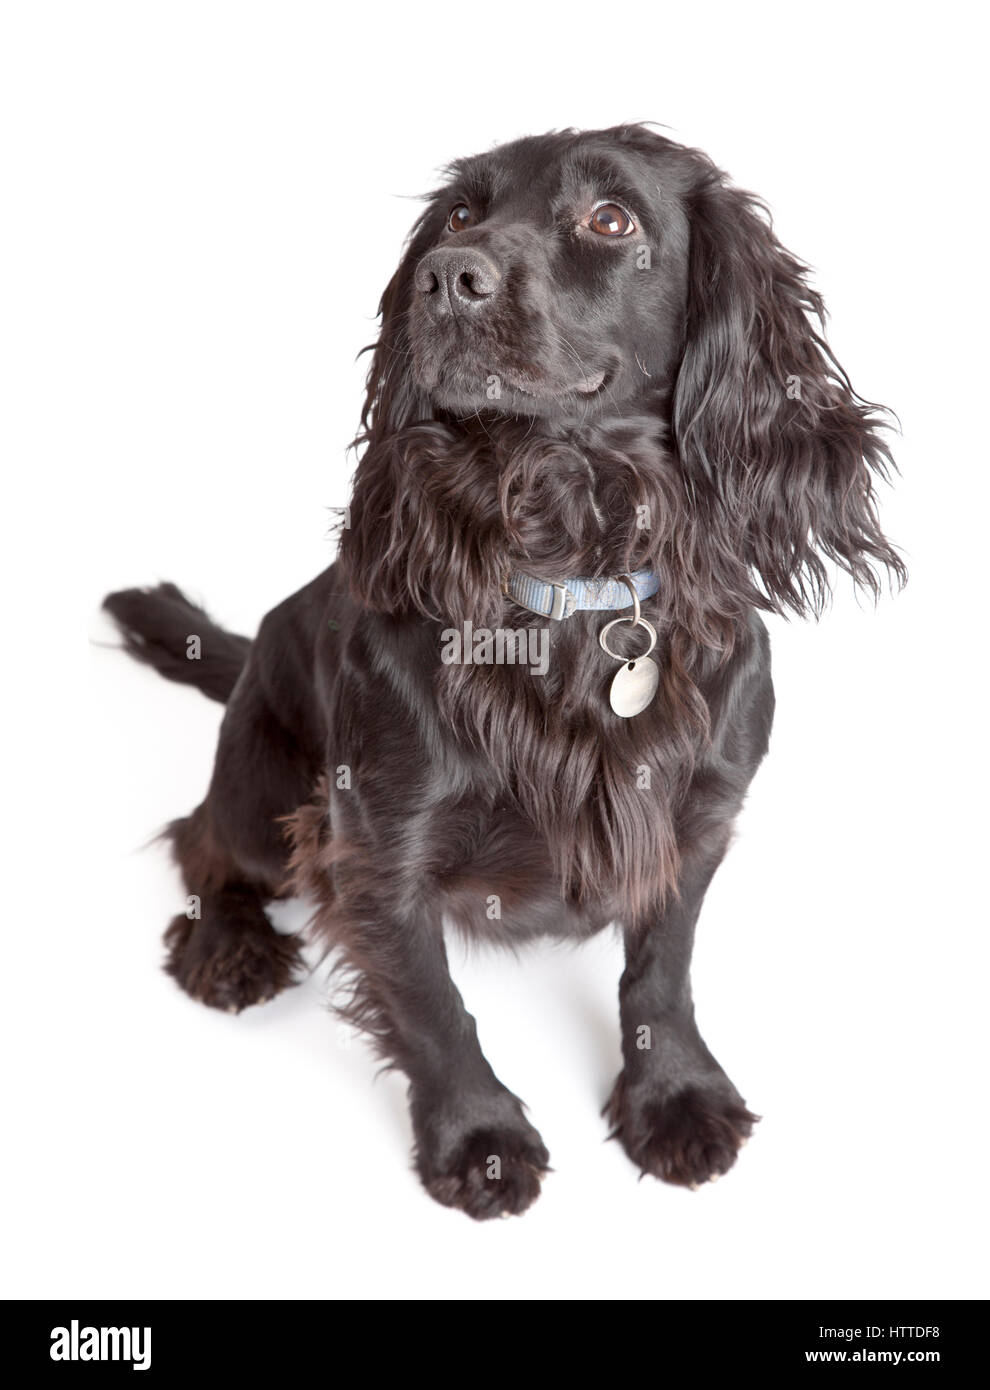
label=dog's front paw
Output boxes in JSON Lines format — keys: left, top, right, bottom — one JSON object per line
{"left": 415, "top": 1117, "right": 550, "bottom": 1220}
{"left": 605, "top": 1069, "right": 758, "bottom": 1188}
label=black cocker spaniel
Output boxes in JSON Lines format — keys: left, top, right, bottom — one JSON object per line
{"left": 105, "top": 125, "right": 904, "bottom": 1219}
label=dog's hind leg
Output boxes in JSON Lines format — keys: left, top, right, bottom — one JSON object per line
{"left": 162, "top": 802, "right": 306, "bottom": 1014}
{"left": 161, "top": 658, "right": 319, "bottom": 1013}
{"left": 106, "top": 571, "right": 339, "bottom": 1010}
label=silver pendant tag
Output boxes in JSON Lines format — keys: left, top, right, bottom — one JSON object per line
{"left": 598, "top": 579, "right": 659, "bottom": 719}
{"left": 609, "top": 656, "right": 659, "bottom": 717}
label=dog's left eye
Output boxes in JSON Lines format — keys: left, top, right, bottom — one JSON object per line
{"left": 587, "top": 202, "right": 636, "bottom": 237}
{"left": 448, "top": 204, "right": 475, "bottom": 232}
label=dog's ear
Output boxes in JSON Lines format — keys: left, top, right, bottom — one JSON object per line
{"left": 358, "top": 213, "right": 435, "bottom": 444}
{"left": 339, "top": 425, "right": 508, "bottom": 625}
{"left": 343, "top": 204, "right": 507, "bottom": 623}
{"left": 671, "top": 168, "right": 906, "bottom": 615}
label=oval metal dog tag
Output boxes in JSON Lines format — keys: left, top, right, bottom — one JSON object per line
{"left": 609, "top": 656, "right": 659, "bottom": 717}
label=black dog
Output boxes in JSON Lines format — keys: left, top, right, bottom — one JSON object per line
{"left": 104, "top": 125, "right": 903, "bottom": 1219}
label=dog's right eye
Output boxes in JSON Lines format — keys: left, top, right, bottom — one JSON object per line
{"left": 448, "top": 204, "right": 475, "bottom": 232}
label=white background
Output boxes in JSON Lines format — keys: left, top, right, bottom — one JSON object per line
{"left": 3, "top": 0, "right": 987, "bottom": 1300}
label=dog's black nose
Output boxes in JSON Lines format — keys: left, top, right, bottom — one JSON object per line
{"left": 414, "top": 248, "right": 500, "bottom": 316}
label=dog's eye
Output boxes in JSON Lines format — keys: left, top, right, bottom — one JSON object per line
{"left": 448, "top": 204, "right": 475, "bottom": 232}
{"left": 587, "top": 202, "right": 635, "bottom": 237}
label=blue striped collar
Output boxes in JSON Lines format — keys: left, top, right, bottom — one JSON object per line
{"left": 502, "top": 568, "right": 659, "bottom": 621}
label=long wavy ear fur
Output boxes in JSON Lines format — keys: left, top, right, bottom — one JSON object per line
{"left": 338, "top": 424, "right": 508, "bottom": 625}
{"left": 344, "top": 207, "right": 452, "bottom": 617}
{"left": 357, "top": 209, "right": 436, "bottom": 444}
{"left": 672, "top": 160, "right": 906, "bottom": 615}
{"left": 342, "top": 201, "right": 515, "bottom": 622}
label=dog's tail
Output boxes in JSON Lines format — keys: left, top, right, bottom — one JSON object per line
{"left": 102, "top": 582, "right": 251, "bottom": 704}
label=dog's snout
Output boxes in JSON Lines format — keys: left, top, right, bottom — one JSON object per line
{"left": 414, "top": 248, "right": 500, "bottom": 316}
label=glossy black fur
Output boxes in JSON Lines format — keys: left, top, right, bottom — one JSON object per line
{"left": 104, "top": 125, "right": 903, "bottom": 1219}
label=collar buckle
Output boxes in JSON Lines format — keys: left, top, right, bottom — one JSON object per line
{"left": 547, "top": 582, "right": 574, "bottom": 621}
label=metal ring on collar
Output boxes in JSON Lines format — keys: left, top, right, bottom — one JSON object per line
{"left": 617, "top": 573, "right": 642, "bottom": 624}
{"left": 598, "top": 615, "right": 658, "bottom": 662}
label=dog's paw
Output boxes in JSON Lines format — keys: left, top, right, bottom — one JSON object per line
{"left": 416, "top": 1124, "right": 550, "bottom": 1220}
{"left": 605, "top": 1069, "right": 758, "bottom": 1188}
{"left": 164, "top": 912, "right": 305, "bottom": 1013}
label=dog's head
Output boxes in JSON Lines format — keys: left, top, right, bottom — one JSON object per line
{"left": 349, "top": 125, "right": 904, "bottom": 628}
{"left": 367, "top": 126, "right": 693, "bottom": 427}
{"left": 406, "top": 129, "right": 690, "bottom": 419}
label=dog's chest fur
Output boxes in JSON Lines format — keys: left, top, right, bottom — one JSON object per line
{"left": 430, "top": 620, "right": 689, "bottom": 929}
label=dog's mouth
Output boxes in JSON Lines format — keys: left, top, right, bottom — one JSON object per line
{"left": 412, "top": 328, "right": 618, "bottom": 414}
{"left": 511, "top": 367, "right": 609, "bottom": 399}
{"left": 424, "top": 360, "right": 614, "bottom": 412}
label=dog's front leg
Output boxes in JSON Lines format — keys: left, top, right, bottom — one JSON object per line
{"left": 331, "top": 884, "right": 549, "bottom": 1219}
{"left": 606, "top": 838, "right": 758, "bottom": 1187}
